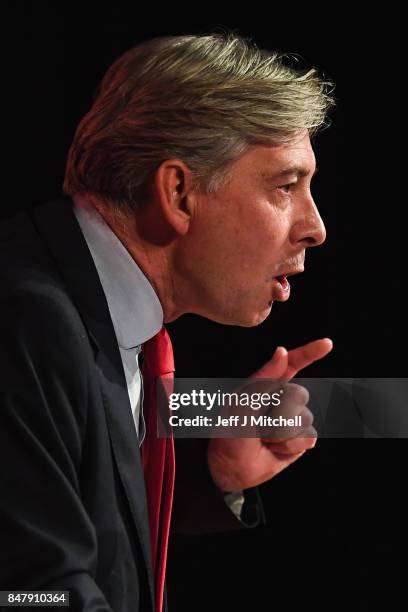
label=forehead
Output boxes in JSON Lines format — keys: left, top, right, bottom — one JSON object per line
{"left": 234, "top": 133, "right": 317, "bottom": 181}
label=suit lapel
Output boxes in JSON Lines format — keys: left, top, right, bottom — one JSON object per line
{"left": 29, "top": 195, "right": 155, "bottom": 606}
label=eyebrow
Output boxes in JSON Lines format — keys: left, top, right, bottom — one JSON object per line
{"left": 260, "top": 165, "right": 319, "bottom": 182}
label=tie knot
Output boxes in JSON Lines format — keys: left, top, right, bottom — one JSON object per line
{"left": 142, "top": 326, "right": 175, "bottom": 377}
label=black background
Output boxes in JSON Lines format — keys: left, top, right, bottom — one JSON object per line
{"left": 5, "top": 4, "right": 406, "bottom": 610}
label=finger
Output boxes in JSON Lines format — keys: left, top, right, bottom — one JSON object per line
{"left": 282, "top": 382, "right": 310, "bottom": 406}
{"left": 264, "top": 427, "right": 317, "bottom": 454}
{"left": 268, "top": 449, "right": 306, "bottom": 468}
{"left": 253, "top": 346, "right": 288, "bottom": 379}
{"left": 285, "top": 338, "right": 333, "bottom": 380}
{"left": 266, "top": 438, "right": 316, "bottom": 457}
{"left": 261, "top": 409, "right": 314, "bottom": 443}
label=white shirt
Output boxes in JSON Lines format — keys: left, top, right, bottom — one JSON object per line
{"left": 73, "top": 195, "right": 163, "bottom": 444}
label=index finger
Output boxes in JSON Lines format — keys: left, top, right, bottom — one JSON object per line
{"left": 285, "top": 338, "right": 333, "bottom": 380}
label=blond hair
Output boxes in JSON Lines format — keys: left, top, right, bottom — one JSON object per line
{"left": 63, "top": 32, "right": 335, "bottom": 215}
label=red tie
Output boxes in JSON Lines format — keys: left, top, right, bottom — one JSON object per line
{"left": 140, "top": 326, "right": 175, "bottom": 612}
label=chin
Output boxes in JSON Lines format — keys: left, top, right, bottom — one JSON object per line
{"left": 235, "top": 303, "right": 273, "bottom": 327}
{"left": 253, "top": 303, "right": 273, "bottom": 326}
{"left": 198, "top": 300, "right": 273, "bottom": 327}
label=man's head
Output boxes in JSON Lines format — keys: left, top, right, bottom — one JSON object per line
{"left": 64, "top": 32, "right": 334, "bottom": 326}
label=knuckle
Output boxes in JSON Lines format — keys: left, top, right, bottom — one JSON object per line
{"left": 299, "top": 408, "right": 314, "bottom": 427}
{"left": 286, "top": 383, "right": 309, "bottom": 405}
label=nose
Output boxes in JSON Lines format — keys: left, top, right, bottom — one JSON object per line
{"left": 289, "top": 193, "right": 327, "bottom": 248}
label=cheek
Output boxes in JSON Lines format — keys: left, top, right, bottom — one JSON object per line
{"left": 234, "top": 213, "right": 289, "bottom": 271}
{"left": 190, "top": 197, "right": 289, "bottom": 279}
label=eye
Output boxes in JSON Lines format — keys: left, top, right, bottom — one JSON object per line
{"left": 278, "top": 183, "right": 295, "bottom": 194}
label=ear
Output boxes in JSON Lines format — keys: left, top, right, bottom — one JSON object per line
{"left": 153, "top": 159, "right": 196, "bottom": 235}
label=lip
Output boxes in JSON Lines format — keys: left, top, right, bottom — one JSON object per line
{"left": 276, "top": 267, "right": 305, "bottom": 278}
{"left": 270, "top": 267, "right": 304, "bottom": 303}
{"left": 271, "top": 276, "right": 291, "bottom": 302}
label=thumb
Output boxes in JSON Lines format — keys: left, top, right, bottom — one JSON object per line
{"left": 254, "top": 346, "right": 288, "bottom": 380}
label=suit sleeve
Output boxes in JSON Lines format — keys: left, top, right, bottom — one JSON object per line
{"left": 0, "top": 290, "right": 113, "bottom": 611}
{"left": 171, "top": 437, "right": 266, "bottom": 535}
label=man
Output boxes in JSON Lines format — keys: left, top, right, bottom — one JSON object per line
{"left": 0, "top": 32, "right": 334, "bottom": 611}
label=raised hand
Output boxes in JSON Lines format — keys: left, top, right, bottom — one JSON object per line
{"left": 207, "top": 338, "right": 333, "bottom": 492}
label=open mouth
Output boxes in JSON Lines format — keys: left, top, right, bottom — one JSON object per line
{"left": 271, "top": 268, "right": 303, "bottom": 303}
{"left": 271, "top": 275, "right": 291, "bottom": 302}
{"left": 275, "top": 274, "right": 290, "bottom": 291}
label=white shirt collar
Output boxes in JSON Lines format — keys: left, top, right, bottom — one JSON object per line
{"left": 72, "top": 195, "right": 163, "bottom": 349}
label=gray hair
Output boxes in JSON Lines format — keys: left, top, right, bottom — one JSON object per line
{"left": 63, "top": 32, "right": 335, "bottom": 215}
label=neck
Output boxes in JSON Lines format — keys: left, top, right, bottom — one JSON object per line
{"left": 93, "top": 199, "right": 185, "bottom": 323}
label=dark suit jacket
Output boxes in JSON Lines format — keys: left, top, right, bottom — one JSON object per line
{"left": 0, "top": 196, "right": 264, "bottom": 611}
